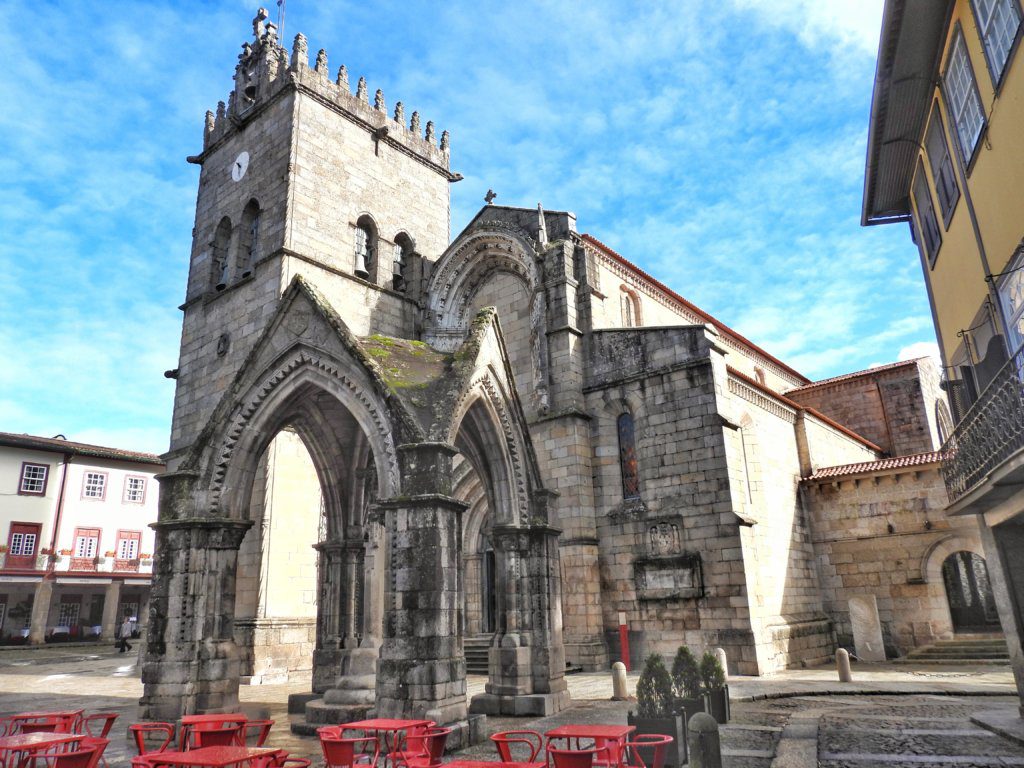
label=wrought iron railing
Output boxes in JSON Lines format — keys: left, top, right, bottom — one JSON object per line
{"left": 942, "top": 343, "right": 1024, "bottom": 502}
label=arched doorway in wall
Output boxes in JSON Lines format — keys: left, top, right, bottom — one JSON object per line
{"left": 942, "top": 551, "right": 1001, "bottom": 632}
{"left": 454, "top": 405, "right": 503, "bottom": 677}
{"left": 235, "top": 427, "right": 322, "bottom": 684}
{"left": 228, "top": 378, "right": 386, "bottom": 694}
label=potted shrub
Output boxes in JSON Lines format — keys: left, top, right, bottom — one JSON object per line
{"left": 700, "top": 651, "right": 730, "bottom": 724}
{"left": 627, "top": 654, "right": 686, "bottom": 767}
{"left": 670, "top": 645, "right": 705, "bottom": 723}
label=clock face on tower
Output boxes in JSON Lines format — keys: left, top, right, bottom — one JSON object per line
{"left": 231, "top": 151, "right": 250, "bottom": 182}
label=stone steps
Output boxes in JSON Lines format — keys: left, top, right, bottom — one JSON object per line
{"left": 901, "top": 635, "right": 1009, "bottom": 664}
{"left": 463, "top": 635, "right": 491, "bottom": 675}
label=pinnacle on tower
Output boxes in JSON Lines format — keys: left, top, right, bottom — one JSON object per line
{"left": 291, "top": 33, "right": 308, "bottom": 70}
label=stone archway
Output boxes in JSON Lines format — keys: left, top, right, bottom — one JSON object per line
{"left": 145, "top": 278, "right": 568, "bottom": 728}
{"left": 941, "top": 551, "right": 1001, "bottom": 633}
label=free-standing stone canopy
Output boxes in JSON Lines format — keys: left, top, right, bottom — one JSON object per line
{"left": 143, "top": 276, "right": 569, "bottom": 732}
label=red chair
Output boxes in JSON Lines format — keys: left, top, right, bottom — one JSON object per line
{"left": 78, "top": 714, "right": 119, "bottom": 739}
{"left": 192, "top": 722, "right": 245, "bottom": 748}
{"left": 547, "top": 745, "right": 602, "bottom": 768}
{"left": 180, "top": 715, "right": 247, "bottom": 750}
{"left": 491, "top": 729, "right": 543, "bottom": 765}
{"left": 620, "top": 734, "right": 673, "bottom": 768}
{"left": 128, "top": 722, "right": 175, "bottom": 756}
{"left": 11, "top": 712, "right": 83, "bottom": 734}
{"left": 77, "top": 714, "right": 119, "bottom": 768}
{"left": 244, "top": 719, "right": 275, "bottom": 747}
{"left": 318, "top": 731, "right": 380, "bottom": 768}
{"left": 402, "top": 726, "right": 451, "bottom": 768}
{"left": 31, "top": 737, "right": 108, "bottom": 768}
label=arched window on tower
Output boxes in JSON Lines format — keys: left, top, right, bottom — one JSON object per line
{"left": 237, "top": 200, "right": 260, "bottom": 279}
{"left": 212, "top": 216, "right": 232, "bottom": 291}
{"left": 620, "top": 285, "right": 642, "bottom": 327}
{"left": 354, "top": 216, "right": 376, "bottom": 281}
{"left": 392, "top": 233, "right": 413, "bottom": 292}
{"left": 617, "top": 412, "right": 641, "bottom": 500}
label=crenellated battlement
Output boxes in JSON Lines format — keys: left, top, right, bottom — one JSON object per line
{"left": 201, "top": 8, "right": 451, "bottom": 172}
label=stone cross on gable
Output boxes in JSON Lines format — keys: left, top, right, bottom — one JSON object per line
{"left": 484, "top": 189, "right": 497, "bottom": 205}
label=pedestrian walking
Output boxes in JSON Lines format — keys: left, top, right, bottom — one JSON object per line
{"left": 118, "top": 615, "right": 133, "bottom": 653}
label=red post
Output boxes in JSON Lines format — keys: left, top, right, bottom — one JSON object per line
{"left": 618, "top": 611, "right": 631, "bottom": 671}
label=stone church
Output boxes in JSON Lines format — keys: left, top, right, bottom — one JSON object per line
{"left": 142, "top": 11, "right": 1000, "bottom": 732}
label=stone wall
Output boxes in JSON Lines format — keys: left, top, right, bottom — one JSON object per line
{"left": 724, "top": 375, "right": 839, "bottom": 672}
{"left": 787, "top": 359, "right": 943, "bottom": 457}
{"left": 580, "top": 240, "right": 806, "bottom": 394}
{"left": 804, "top": 461, "right": 985, "bottom": 654}
{"left": 586, "top": 326, "right": 764, "bottom": 673}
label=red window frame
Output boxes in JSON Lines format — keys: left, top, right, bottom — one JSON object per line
{"left": 81, "top": 471, "right": 108, "bottom": 501}
{"left": 18, "top": 462, "right": 49, "bottom": 496}
{"left": 5, "top": 522, "right": 42, "bottom": 569}
{"left": 122, "top": 475, "right": 147, "bottom": 504}
{"left": 115, "top": 530, "right": 142, "bottom": 563}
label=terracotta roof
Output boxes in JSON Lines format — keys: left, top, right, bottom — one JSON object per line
{"left": 803, "top": 450, "right": 945, "bottom": 481}
{"left": 727, "top": 367, "right": 884, "bottom": 453}
{"left": 581, "top": 234, "right": 811, "bottom": 384}
{"left": 0, "top": 432, "right": 164, "bottom": 466}
{"left": 785, "top": 358, "right": 924, "bottom": 394}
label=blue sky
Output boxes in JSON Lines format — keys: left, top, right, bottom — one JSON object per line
{"left": 0, "top": 0, "right": 935, "bottom": 455}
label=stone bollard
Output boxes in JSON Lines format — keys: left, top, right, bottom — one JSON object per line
{"left": 687, "top": 712, "right": 722, "bottom": 768}
{"left": 713, "top": 647, "right": 728, "bottom": 677}
{"left": 611, "top": 661, "right": 629, "bottom": 701}
{"left": 836, "top": 648, "right": 853, "bottom": 682}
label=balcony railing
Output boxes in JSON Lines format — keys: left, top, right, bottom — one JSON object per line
{"left": 942, "top": 343, "right": 1024, "bottom": 502}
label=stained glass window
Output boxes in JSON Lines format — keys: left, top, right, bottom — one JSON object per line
{"left": 618, "top": 413, "right": 640, "bottom": 500}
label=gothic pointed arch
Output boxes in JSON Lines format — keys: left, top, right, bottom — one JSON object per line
{"left": 424, "top": 221, "right": 551, "bottom": 415}
{"left": 164, "top": 276, "right": 428, "bottom": 526}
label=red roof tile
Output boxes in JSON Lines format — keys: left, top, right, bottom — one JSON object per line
{"left": 803, "top": 450, "right": 945, "bottom": 481}
{"left": 0, "top": 431, "right": 164, "bottom": 466}
{"left": 581, "top": 234, "right": 811, "bottom": 384}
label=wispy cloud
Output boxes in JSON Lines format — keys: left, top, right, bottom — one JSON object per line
{"left": 2, "top": 0, "right": 933, "bottom": 449}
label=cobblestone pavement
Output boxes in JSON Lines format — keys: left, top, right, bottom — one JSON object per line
{"left": 1, "top": 645, "right": 1021, "bottom": 767}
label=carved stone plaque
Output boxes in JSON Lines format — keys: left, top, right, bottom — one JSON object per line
{"left": 633, "top": 553, "right": 703, "bottom": 601}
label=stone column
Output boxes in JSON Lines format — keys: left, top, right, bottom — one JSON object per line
{"left": 321, "top": 540, "right": 377, "bottom": 709}
{"left": 139, "top": 500, "right": 252, "bottom": 720}
{"left": 28, "top": 579, "right": 53, "bottom": 645}
{"left": 312, "top": 540, "right": 344, "bottom": 693}
{"left": 471, "top": 512, "right": 569, "bottom": 716}
{"left": 100, "top": 579, "right": 122, "bottom": 641}
{"left": 376, "top": 443, "right": 469, "bottom": 732}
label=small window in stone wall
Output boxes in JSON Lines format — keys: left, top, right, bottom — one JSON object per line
{"left": 618, "top": 412, "right": 641, "bottom": 500}
{"left": 354, "top": 216, "right": 377, "bottom": 281}
{"left": 237, "top": 200, "right": 260, "bottom": 279}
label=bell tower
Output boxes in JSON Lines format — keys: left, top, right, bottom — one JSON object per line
{"left": 169, "top": 8, "right": 458, "bottom": 456}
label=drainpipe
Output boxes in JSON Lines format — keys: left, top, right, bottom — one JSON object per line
{"left": 48, "top": 453, "right": 73, "bottom": 571}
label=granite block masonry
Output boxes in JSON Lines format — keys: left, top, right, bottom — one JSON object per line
{"left": 144, "top": 7, "right": 1001, "bottom": 727}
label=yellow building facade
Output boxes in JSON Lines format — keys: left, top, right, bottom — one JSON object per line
{"left": 864, "top": 0, "right": 1024, "bottom": 714}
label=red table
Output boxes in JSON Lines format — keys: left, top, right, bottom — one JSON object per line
{"left": 144, "top": 745, "right": 283, "bottom": 767}
{"left": 545, "top": 725, "right": 636, "bottom": 766}
{"left": 446, "top": 762, "right": 541, "bottom": 768}
{"left": 0, "top": 733, "right": 82, "bottom": 768}
{"left": 340, "top": 719, "right": 433, "bottom": 768}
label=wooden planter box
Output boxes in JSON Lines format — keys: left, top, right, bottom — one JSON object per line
{"left": 626, "top": 712, "right": 687, "bottom": 767}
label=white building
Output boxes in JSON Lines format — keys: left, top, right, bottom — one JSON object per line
{"left": 0, "top": 432, "right": 162, "bottom": 645}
